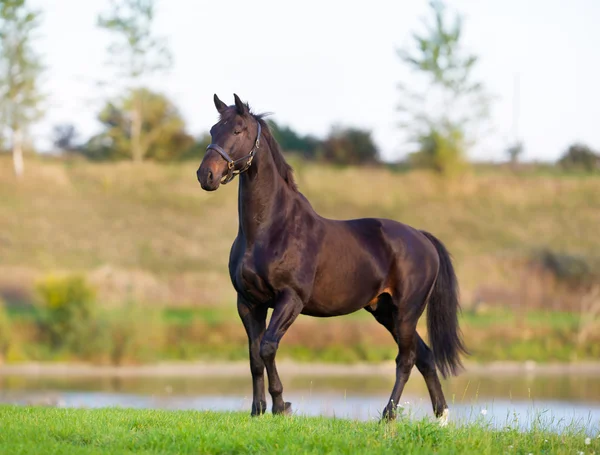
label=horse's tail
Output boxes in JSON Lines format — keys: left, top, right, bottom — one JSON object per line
{"left": 421, "top": 230, "right": 468, "bottom": 378}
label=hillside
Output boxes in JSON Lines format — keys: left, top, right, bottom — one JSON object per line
{"left": 1, "top": 154, "right": 599, "bottom": 310}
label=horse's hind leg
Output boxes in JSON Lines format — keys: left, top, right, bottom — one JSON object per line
{"left": 416, "top": 333, "right": 448, "bottom": 421}
{"left": 379, "top": 285, "right": 436, "bottom": 421}
{"left": 367, "top": 297, "right": 448, "bottom": 421}
{"left": 381, "top": 317, "right": 418, "bottom": 420}
{"left": 366, "top": 293, "right": 416, "bottom": 420}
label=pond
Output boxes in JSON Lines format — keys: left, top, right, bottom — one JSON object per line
{"left": 1, "top": 363, "right": 599, "bottom": 435}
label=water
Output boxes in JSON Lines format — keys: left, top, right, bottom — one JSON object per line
{"left": 1, "top": 367, "right": 599, "bottom": 435}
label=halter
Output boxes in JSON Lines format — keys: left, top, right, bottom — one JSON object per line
{"left": 206, "top": 121, "right": 262, "bottom": 184}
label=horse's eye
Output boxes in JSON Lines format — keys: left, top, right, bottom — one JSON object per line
{"left": 233, "top": 130, "right": 241, "bottom": 135}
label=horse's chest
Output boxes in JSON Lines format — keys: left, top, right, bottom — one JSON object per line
{"left": 230, "top": 231, "right": 310, "bottom": 303}
{"left": 232, "top": 251, "right": 275, "bottom": 303}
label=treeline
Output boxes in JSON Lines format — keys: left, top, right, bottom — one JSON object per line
{"left": 52, "top": 90, "right": 379, "bottom": 166}
{"left": 1, "top": 0, "right": 599, "bottom": 175}
{"left": 54, "top": 99, "right": 600, "bottom": 173}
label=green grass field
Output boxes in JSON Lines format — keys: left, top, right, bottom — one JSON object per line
{"left": 0, "top": 406, "right": 596, "bottom": 454}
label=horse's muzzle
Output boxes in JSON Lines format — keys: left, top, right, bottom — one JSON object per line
{"left": 197, "top": 166, "right": 220, "bottom": 191}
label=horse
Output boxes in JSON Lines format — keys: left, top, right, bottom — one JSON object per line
{"left": 196, "top": 94, "right": 467, "bottom": 423}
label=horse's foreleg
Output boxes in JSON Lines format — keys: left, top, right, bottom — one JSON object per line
{"left": 260, "top": 289, "right": 303, "bottom": 415}
{"left": 237, "top": 297, "right": 268, "bottom": 416}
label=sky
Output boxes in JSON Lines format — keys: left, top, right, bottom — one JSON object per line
{"left": 29, "top": 0, "right": 600, "bottom": 162}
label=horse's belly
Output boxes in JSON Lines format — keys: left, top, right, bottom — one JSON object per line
{"left": 302, "top": 276, "right": 381, "bottom": 317}
{"left": 301, "top": 297, "right": 367, "bottom": 317}
{"left": 303, "top": 249, "right": 388, "bottom": 317}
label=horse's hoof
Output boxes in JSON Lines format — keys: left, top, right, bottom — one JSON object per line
{"left": 380, "top": 408, "right": 397, "bottom": 423}
{"left": 273, "top": 401, "right": 293, "bottom": 416}
{"left": 251, "top": 401, "right": 267, "bottom": 416}
{"left": 437, "top": 408, "right": 449, "bottom": 427}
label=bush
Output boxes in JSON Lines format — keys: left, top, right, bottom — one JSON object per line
{"left": 558, "top": 143, "right": 600, "bottom": 172}
{"left": 36, "top": 274, "right": 99, "bottom": 354}
{"left": 530, "top": 249, "right": 597, "bottom": 288}
{"left": 408, "top": 124, "right": 467, "bottom": 175}
{"left": 318, "top": 126, "right": 378, "bottom": 165}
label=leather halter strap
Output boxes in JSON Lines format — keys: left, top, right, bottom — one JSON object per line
{"left": 206, "top": 121, "right": 262, "bottom": 184}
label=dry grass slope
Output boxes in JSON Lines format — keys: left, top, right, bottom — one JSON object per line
{"left": 1, "top": 155, "right": 599, "bottom": 309}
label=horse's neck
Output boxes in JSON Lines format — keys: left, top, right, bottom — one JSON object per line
{"left": 237, "top": 143, "right": 290, "bottom": 244}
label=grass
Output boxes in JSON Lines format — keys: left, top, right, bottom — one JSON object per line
{"left": 0, "top": 406, "right": 596, "bottom": 454}
{"left": 3, "top": 304, "right": 599, "bottom": 365}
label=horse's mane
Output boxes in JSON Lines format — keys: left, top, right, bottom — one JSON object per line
{"left": 254, "top": 114, "right": 297, "bottom": 192}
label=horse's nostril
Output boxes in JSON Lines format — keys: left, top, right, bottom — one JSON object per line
{"left": 207, "top": 169, "right": 213, "bottom": 183}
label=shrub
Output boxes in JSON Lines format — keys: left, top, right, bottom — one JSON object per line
{"left": 36, "top": 274, "right": 99, "bottom": 354}
{"left": 530, "top": 249, "right": 597, "bottom": 288}
{"left": 518, "top": 249, "right": 600, "bottom": 311}
{"left": 558, "top": 143, "right": 600, "bottom": 172}
{"left": 318, "top": 126, "right": 378, "bottom": 165}
{"left": 408, "top": 123, "right": 467, "bottom": 175}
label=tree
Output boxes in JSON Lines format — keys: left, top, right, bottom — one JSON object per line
{"left": 0, "top": 0, "right": 43, "bottom": 178}
{"left": 268, "top": 120, "right": 320, "bottom": 159}
{"left": 506, "top": 141, "right": 524, "bottom": 166}
{"left": 318, "top": 126, "right": 378, "bottom": 165}
{"left": 177, "top": 132, "right": 211, "bottom": 161}
{"left": 397, "top": 0, "right": 489, "bottom": 174}
{"left": 83, "top": 88, "right": 193, "bottom": 161}
{"left": 558, "top": 143, "right": 600, "bottom": 172}
{"left": 98, "top": 0, "right": 172, "bottom": 162}
{"left": 52, "top": 123, "right": 80, "bottom": 153}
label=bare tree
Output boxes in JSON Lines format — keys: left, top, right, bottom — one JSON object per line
{"left": 0, "top": 0, "right": 44, "bottom": 178}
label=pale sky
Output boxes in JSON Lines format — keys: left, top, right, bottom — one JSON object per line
{"left": 30, "top": 0, "right": 600, "bottom": 162}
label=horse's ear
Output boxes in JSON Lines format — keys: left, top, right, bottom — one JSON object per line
{"left": 214, "top": 94, "right": 227, "bottom": 113}
{"left": 233, "top": 93, "right": 247, "bottom": 116}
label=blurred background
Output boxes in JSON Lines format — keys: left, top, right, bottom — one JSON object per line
{"left": 0, "top": 0, "right": 599, "bottom": 426}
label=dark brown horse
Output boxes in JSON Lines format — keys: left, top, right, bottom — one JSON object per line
{"left": 197, "top": 94, "right": 467, "bottom": 423}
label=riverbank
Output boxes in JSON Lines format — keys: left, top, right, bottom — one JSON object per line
{"left": 0, "top": 406, "right": 595, "bottom": 454}
{"left": 3, "top": 360, "right": 600, "bottom": 378}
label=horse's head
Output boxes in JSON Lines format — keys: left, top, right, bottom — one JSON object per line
{"left": 197, "top": 94, "right": 261, "bottom": 191}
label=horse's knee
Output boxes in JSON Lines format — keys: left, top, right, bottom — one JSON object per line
{"left": 250, "top": 362, "right": 264, "bottom": 377}
{"left": 260, "top": 338, "right": 278, "bottom": 361}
